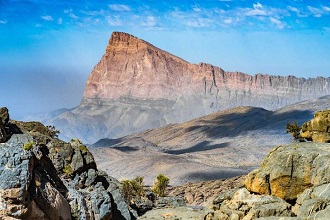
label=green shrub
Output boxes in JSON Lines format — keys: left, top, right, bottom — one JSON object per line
{"left": 46, "top": 125, "right": 60, "bottom": 138}
{"left": 120, "top": 176, "right": 145, "bottom": 203}
{"left": 63, "top": 164, "right": 73, "bottom": 176}
{"left": 152, "top": 174, "right": 170, "bottom": 197}
{"left": 286, "top": 121, "right": 301, "bottom": 142}
{"left": 23, "top": 142, "right": 34, "bottom": 150}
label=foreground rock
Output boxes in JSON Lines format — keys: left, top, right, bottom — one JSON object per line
{"left": 0, "top": 107, "right": 131, "bottom": 219}
{"left": 245, "top": 142, "right": 330, "bottom": 201}
{"left": 301, "top": 110, "right": 330, "bottom": 142}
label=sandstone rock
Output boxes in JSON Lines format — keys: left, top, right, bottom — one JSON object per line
{"left": 245, "top": 142, "right": 330, "bottom": 201}
{"left": 301, "top": 110, "right": 330, "bottom": 142}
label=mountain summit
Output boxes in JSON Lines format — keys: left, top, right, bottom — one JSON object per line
{"left": 44, "top": 32, "right": 330, "bottom": 143}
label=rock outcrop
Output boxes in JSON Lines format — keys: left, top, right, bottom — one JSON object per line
{"left": 204, "top": 142, "right": 330, "bottom": 220}
{"left": 301, "top": 110, "right": 330, "bottom": 142}
{"left": 0, "top": 107, "right": 131, "bottom": 220}
{"left": 245, "top": 142, "right": 330, "bottom": 201}
{"left": 42, "top": 32, "right": 330, "bottom": 143}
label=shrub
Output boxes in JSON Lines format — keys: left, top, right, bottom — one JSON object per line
{"left": 46, "top": 125, "right": 60, "bottom": 138}
{"left": 286, "top": 121, "right": 301, "bottom": 142}
{"left": 23, "top": 142, "right": 34, "bottom": 150}
{"left": 152, "top": 174, "right": 170, "bottom": 197}
{"left": 120, "top": 176, "right": 145, "bottom": 203}
{"left": 63, "top": 164, "right": 73, "bottom": 176}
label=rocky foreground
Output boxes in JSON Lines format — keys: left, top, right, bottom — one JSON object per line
{"left": 0, "top": 107, "right": 132, "bottom": 219}
{"left": 2, "top": 107, "right": 330, "bottom": 219}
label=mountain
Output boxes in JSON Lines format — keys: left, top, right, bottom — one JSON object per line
{"left": 90, "top": 96, "right": 330, "bottom": 185}
{"left": 43, "top": 32, "right": 330, "bottom": 143}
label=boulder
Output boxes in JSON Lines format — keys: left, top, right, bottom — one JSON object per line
{"left": 301, "top": 110, "right": 330, "bottom": 142}
{"left": 245, "top": 142, "right": 330, "bottom": 201}
{"left": 208, "top": 188, "right": 293, "bottom": 220}
{"left": 292, "top": 183, "right": 330, "bottom": 219}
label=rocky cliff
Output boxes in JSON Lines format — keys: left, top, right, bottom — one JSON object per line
{"left": 0, "top": 107, "right": 133, "bottom": 220}
{"left": 44, "top": 32, "right": 330, "bottom": 143}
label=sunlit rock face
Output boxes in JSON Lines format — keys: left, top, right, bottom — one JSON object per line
{"left": 47, "top": 32, "right": 330, "bottom": 143}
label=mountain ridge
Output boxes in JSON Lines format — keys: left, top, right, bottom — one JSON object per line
{"left": 41, "top": 31, "right": 330, "bottom": 143}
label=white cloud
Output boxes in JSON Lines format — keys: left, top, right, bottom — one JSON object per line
{"left": 246, "top": 8, "right": 267, "bottom": 16}
{"left": 287, "top": 6, "right": 299, "bottom": 13}
{"left": 323, "top": 6, "right": 330, "bottom": 12}
{"left": 68, "top": 13, "right": 78, "bottom": 19}
{"left": 223, "top": 18, "right": 233, "bottom": 24}
{"left": 109, "top": 4, "right": 131, "bottom": 12}
{"left": 270, "top": 17, "right": 285, "bottom": 29}
{"left": 142, "top": 16, "right": 156, "bottom": 27}
{"left": 253, "top": 2, "right": 263, "bottom": 10}
{"left": 64, "top": 9, "right": 72, "bottom": 14}
{"left": 58, "top": 17, "right": 63, "bottom": 25}
{"left": 41, "top": 15, "right": 53, "bottom": 21}
{"left": 0, "top": 20, "right": 7, "bottom": 24}
{"left": 185, "top": 18, "right": 212, "bottom": 28}
{"left": 193, "top": 5, "right": 202, "bottom": 12}
{"left": 307, "top": 6, "right": 322, "bottom": 17}
{"left": 107, "top": 16, "right": 123, "bottom": 26}
{"left": 246, "top": 3, "right": 268, "bottom": 16}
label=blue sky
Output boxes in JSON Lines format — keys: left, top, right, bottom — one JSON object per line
{"left": 1, "top": 0, "right": 330, "bottom": 119}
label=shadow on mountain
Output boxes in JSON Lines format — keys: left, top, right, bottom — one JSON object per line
{"left": 92, "top": 138, "right": 124, "bottom": 147}
{"left": 164, "top": 141, "right": 229, "bottom": 155}
{"left": 112, "top": 146, "right": 139, "bottom": 152}
{"left": 201, "top": 108, "right": 314, "bottom": 140}
{"left": 182, "top": 169, "right": 249, "bottom": 182}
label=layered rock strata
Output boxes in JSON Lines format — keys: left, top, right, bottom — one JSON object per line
{"left": 46, "top": 32, "right": 330, "bottom": 143}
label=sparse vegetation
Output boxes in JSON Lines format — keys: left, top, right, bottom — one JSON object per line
{"left": 46, "top": 125, "right": 60, "bottom": 138}
{"left": 63, "top": 164, "right": 73, "bottom": 176}
{"left": 120, "top": 176, "right": 145, "bottom": 203}
{"left": 23, "top": 142, "right": 34, "bottom": 150}
{"left": 286, "top": 121, "right": 302, "bottom": 142}
{"left": 152, "top": 174, "right": 170, "bottom": 197}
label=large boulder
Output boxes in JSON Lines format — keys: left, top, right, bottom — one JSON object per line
{"left": 206, "top": 188, "right": 293, "bottom": 220}
{"left": 292, "top": 183, "right": 330, "bottom": 219}
{"left": 301, "top": 110, "right": 330, "bottom": 142}
{"left": 245, "top": 142, "right": 330, "bottom": 201}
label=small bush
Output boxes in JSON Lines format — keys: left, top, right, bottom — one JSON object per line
{"left": 121, "top": 176, "right": 145, "bottom": 203}
{"left": 23, "top": 142, "right": 34, "bottom": 150}
{"left": 46, "top": 125, "right": 60, "bottom": 138}
{"left": 286, "top": 121, "right": 301, "bottom": 142}
{"left": 152, "top": 174, "right": 170, "bottom": 197}
{"left": 63, "top": 164, "right": 73, "bottom": 176}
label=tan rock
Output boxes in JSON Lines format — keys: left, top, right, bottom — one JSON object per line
{"left": 301, "top": 110, "right": 330, "bottom": 143}
{"left": 245, "top": 143, "right": 330, "bottom": 201}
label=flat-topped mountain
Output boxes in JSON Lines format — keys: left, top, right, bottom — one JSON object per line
{"left": 43, "top": 32, "right": 330, "bottom": 143}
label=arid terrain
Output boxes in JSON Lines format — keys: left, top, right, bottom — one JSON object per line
{"left": 90, "top": 95, "right": 330, "bottom": 185}
{"left": 40, "top": 32, "right": 330, "bottom": 144}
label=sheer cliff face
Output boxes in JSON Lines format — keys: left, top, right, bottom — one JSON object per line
{"left": 50, "top": 32, "right": 330, "bottom": 143}
{"left": 84, "top": 32, "right": 330, "bottom": 110}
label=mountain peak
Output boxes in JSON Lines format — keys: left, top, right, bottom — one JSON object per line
{"left": 106, "top": 31, "right": 150, "bottom": 53}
